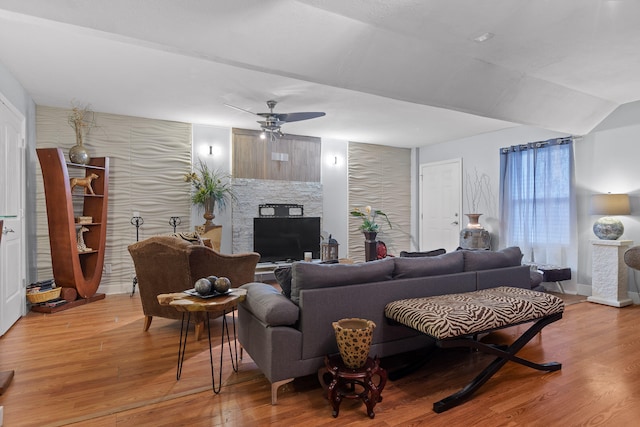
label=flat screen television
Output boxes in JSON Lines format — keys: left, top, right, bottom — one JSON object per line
{"left": 253, "top": 217, "right": 321, "bottom": 262}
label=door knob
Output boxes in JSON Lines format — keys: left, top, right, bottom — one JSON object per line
{"left": 451, "top": 221, "right": 459, "bottom": 225}
{"left": 2, "top": 227, "right": 14, "bottom": 235}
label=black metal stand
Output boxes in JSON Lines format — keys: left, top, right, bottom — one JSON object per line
{"left": 176, "top": 310, "right": 239, "bottom": 394}
{"left": 432, "top": 312, "right": 563, "bottom": 413}
{"left": 169, "top": 216, "right": 181, "bottom": 233}
{"left": 130, "top": 216, "right": 143, "bottom": 297}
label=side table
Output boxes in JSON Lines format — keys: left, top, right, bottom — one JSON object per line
{"left": 157, "top": 288, "right": 246, "bottom": 393}
{"left": 324, "top": 354, "right": 387, "bottom": 418}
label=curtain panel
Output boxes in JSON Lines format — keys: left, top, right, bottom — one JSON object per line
{"left": 499, "top": 138, "right": 577, "bottom": 266}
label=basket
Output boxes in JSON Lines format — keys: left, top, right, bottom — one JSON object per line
{"left": 27, "top": 287, "right": 62, "bottom": 303}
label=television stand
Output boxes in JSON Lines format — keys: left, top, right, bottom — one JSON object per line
{"left": 254, "top": 260, "right": 321, "bottom": 283}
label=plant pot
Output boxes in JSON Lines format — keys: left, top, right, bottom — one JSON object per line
{"left": 332, "top": 318, "right": 376, "bottom": 369}
{"left": 363, "top": 231, "right": 377, "bottom": 262}
{"left": 202, "top": 196, "right": 216, "bottom": 228}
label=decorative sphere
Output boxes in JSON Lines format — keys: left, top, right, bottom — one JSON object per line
{"left": 206, "top": 275, "right": 218, "bottom": 285}
{"left": 593, "top": 217, "right": 624, "bottom": 240}
{"left": 69, "top": 144, "right": 91, "bottom": 165}
{"left": 194, "top": 278, "right": 212, "bottom": 295}
{"left": 213, "top": 277, "right": 231, "bottom": 294}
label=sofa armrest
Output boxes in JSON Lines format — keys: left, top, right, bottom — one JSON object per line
{"left": 240, "top": 282, "right": 299, "bottom": 326}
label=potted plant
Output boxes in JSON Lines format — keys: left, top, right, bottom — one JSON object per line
{"left": 350, "top": 205, "right": 391, "bottom": 234}
{"left": 350, "top": 206, "right": 391, "bottom": 261}
{"left": 183, "top": 159, "right": 236, "bottom": 229}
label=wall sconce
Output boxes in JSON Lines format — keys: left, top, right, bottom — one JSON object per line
{"left": 201, "top": 144, "right": 220, "bottom": 157}
{"left": 326, "top": 154, "right": 343, "bottom": 167}
{"left": 590, "top": 193, "right": 630, "bottom": 240}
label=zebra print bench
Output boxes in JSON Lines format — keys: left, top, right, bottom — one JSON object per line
{"left": 385, "top": 286, "right": 564, "bottom": 413}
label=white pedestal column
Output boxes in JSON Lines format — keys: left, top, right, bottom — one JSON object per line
{"left": 588, "top": 239, "right": 633, "bottom": 307}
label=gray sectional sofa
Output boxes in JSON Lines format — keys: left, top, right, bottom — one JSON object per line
{"left": 238, "top": 247, "right": 540, "bottom": 404}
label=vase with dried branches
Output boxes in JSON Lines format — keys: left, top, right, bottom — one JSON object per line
{"left": 67, "top": 103, "right": 96, "bottom": 165}
{"left": 461, "top": 169, "right": 493, "bottom": 249}
{"left": 464, "top": 169, "right": 493, "bottom": 228}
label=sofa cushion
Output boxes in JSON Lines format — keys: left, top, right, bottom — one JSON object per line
{"left": 273, "top": 266, "right": 293, "bottom": 298}
{"left": 463, "top": 246, "right": 523, "bottom": 271}
{"left": 290, "top": 257, "right": 395, "bottom": 304}
{"left": 393, "top": 251, "right": 464, "bottom": 279}
{"left": 240, "top": 282, "right": 299, "bottom": 326}
{"left": 399, "top": 248, "right": 446, "bottom": 257}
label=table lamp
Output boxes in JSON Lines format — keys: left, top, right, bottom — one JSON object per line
{"left": 590, "top": 193, "right": 630, "bottom": 240}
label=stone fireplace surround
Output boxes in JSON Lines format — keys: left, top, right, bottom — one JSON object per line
{"left": 231, "top": 178, "right": 323, "bottom": 255}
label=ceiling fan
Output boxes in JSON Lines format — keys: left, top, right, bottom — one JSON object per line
{"left": 225, "top": 100, "right": 325, "bottom": 141}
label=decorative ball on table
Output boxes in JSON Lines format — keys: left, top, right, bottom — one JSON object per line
{"left": 194, "top": 277, "right": 212, "bottom": 295}
{"left": 214, "top": 277, "right": 231, "bottom": 294}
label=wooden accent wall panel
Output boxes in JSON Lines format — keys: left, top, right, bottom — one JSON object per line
{"left": 232, "top": 128, "right": 321, "bottom": 182}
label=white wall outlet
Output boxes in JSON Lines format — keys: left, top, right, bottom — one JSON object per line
{"left": 104, "top": 264, "right": 112, "bottom": 274}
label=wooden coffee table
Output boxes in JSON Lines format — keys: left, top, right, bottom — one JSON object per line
{"left": 157, "top": 288, "right": 246, "bottom": 393}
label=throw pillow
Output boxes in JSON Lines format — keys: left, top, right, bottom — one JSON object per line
{"left": 273, "top": 266, "right": 293, "bottom": 298}
{"left": 169, "top": 231, "right": 203, "bottom": 245}
{"left": 399, "top": 248, "right": 446, "bottom": 257}
{"left": 393, "top": 251, "right": 464, "bottom": 279}
{"left": 462, "top": 246, "right": 523, "bottom": 271}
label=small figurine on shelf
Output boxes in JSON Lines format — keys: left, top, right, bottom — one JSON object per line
{"left": 76, "top": 226, "right": 92, "bottom": 252}
{"left": 69, "top": 173, "right": 99, "bottom": 195}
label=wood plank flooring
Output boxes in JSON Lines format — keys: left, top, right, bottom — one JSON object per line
{"left": 1, "top": 292, "right": 639, "bottom": 426}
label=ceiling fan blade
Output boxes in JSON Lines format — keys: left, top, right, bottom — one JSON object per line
{"left": 224, "top": 103, "right": 258, "bottom": 116}
{"left": 277, "top": 112, "right": 326, "bottom": 123}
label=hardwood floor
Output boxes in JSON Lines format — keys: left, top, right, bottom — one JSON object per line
{"left": 1, "top": 292, "right": 639, "bottom": 426}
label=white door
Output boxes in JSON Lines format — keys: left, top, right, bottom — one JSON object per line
{"left": 420, "top": 159, "right": 462, "bottom": 253}
{"left": 0, "top": 96, "right": 25, "bottom": 337}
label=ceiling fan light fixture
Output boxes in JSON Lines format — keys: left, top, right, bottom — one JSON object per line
{"left": 260, "top": 132, "right": 266, "bottom": 140}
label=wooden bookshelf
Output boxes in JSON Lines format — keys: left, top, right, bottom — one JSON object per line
{"left": 36, "top": 148, "right": 109, "bottom": 300}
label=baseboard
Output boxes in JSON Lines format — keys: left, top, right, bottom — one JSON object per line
{"left": 576, "top": 283, "right": 639, "bottom": 304}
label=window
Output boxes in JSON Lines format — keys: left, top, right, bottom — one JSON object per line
{"left": 499, "top": 138, "right": 576, "bottom": 263}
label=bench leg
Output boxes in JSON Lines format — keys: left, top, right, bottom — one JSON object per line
{"left": 433, "top": 312, "right": 562, "bottom": 413}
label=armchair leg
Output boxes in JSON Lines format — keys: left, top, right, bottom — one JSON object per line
{"left": 143, "top": 315, "right": 152, "bottom": 331}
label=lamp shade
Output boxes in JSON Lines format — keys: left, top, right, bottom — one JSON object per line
{"left": 590, "top": 194, "right": 630, "bottom": 215}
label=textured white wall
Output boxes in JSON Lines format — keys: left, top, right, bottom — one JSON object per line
{"left": 36, "top": 106, "right": 192, "bottom": 295}
{"left": 348, "top": 142, "right": 412, "bottom": 262}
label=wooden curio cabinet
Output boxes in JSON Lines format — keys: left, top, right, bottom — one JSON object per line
{"left": 37, "top": 148, "right": 109, "bottom": 299}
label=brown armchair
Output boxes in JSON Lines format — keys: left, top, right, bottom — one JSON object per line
{"left": 128, "top": 235, "right": 260, "bottom": 338}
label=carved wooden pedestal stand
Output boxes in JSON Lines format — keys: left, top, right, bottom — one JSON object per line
{"left": 324, "top": 354, "right": 387, "bottom": 419}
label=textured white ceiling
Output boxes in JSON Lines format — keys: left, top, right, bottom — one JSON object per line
{"left": 0, "top": 0, "right": 638, "bottom": 147}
